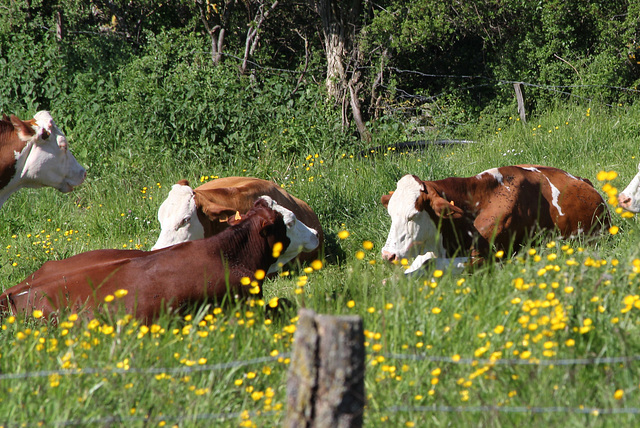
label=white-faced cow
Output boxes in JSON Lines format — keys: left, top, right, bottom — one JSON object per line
{"left": 0, "top": 111, "right": 86, "bottom": 208}
{"left": 152, "top": 177, "right": 323, "bottom": 262}
{"left": 381, "top": 165, "right": 610, "bottom": 273}
{"left": 618, "top": 163, "right": 640, "bottom": 213}
{"left": 0, "top": 197, "right": 319, "bottom": 323}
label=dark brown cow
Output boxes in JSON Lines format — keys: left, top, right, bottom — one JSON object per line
{"left": 0, "top": 197, "right": 319, "bottom": 322}
{"left": 151, "top": 177, "right": 324, "bottom": 262}
{"left": 380, "top": 165, "right": 610, "bottom": 273}
{"left": 0, "top": 111, "right": 85, "bottom": 208}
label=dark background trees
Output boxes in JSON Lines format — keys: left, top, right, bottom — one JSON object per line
{"left": 1, "top": 0, "right": 638, "bottom": 162}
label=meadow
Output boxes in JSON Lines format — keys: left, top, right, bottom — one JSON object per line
{"left": 1, "top": 103, "right": 640, "bottom": 427}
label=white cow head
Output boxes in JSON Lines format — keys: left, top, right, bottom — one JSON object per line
{"left": 17, "top": 111, "right": 86, "bottom": 193}
{"left": 258, "top": 195, "right": 319, "bottom": 274}
{"left": 381, "top": 174, "right": 463, "bottom": 263}
{"left": 152, "top": 182, "right": 205, "bottom": 250}
{"left": 0, "top": 111, "right": 86, "bottom": 208}
{"left": 618, "top": 163, "right": 640, "bottom": 213}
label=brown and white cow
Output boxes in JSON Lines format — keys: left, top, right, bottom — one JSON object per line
{"left": 381, "top": 165, "right": 610, "bottom": 273}
{"left": 152, "top": 177, "right": 324, "bottom": 262}
{"left": 0, "top": 111, "right": 86, "bottom": 208}
{"left": 618, "top": 163, "right": 640, "bottom": 213}
{"left": 0, "top": 197, "right": 319, "bottom": 322}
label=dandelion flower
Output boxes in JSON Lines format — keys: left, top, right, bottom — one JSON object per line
{"left": 614, "top": 389, "right": 624, "bottom": 400}
{"left": 338, "top": 230, "right": 350, "bottom": 239}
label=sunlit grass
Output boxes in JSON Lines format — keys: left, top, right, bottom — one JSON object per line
{"left": 1, "top": 104, "right": 640, "bottom": 425}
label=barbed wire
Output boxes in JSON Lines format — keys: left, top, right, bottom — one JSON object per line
{"left": 0, "top": 353, "right": 291, "bottom": 381}
{"left": 383, "top": 352, "right": 640, "bottom": 366}
{"left": 384, "top": 404, "right": 640, "bottom": 415}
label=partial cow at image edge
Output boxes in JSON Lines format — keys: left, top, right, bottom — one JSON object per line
{"left": 380, "top": 165, "right": 611, "bottom": 274}
{"left": 0, "top": 111, "right": 86, "bottom": 208}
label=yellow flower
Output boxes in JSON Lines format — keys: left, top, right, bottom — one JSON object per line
{"left": 495, "top": 250, "right": 504, "bottom": 258}
{"left": 338, "top": 230, "right": 350, "bottom": 239}
{"left": 272, "top": 241, "right": 283, "bottom": 258}
{"left": 362, "top": 240, "right": 374, "bottom": 250}
{"left": 355, "top": 251, "right": 365, "bottom": 260}
{"left": 32, "top": 310, "right": 43, "bottom": 319}
{"left": 114, "top": 289, "right": 128, "bottom": 298}
{"left": 609, "top": 225, "right": 619, "bottom": 235}
{"left": 104, "top": 295, "right": 114, "bottom": 303}
{"left": 254, "top": 269, "right": 266, "bottom": 280}
{"left": 614, "top": 389, "right": 624, "bottom": 400}
{"left": 311, "top": 260, "right": 323, "bottom": 270}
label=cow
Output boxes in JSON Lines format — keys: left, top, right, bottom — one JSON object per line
{"left": 0, "top": 111, "right": 86, "bottom": 208}
{"left": 152, "top": 177, "right": 324, "bottom": 262}
{"left": 618, "top": 163, "right": 640, "bottom": 212}
{"left": 380, "top": 165, "right": 610, "bottom": 274}
{"left": 0, "top": 197, "right": 319, "bottom": 323}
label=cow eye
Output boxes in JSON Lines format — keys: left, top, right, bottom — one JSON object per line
{"left": 178, "top": 217, "right": 190, "bottom": 228}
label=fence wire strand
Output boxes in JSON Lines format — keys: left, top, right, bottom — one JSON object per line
{"left": 0, "top": 353, "right": 291, "bottom": 381}
{"left": 383, "top": 352, "right": 640, "bottom": 366}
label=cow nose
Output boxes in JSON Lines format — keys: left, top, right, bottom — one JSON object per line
{"left": 381, "top": 250, "right": 397, "bottom": 262}
{"left": 619, "top": 193, "right": 631, "bottom": 208}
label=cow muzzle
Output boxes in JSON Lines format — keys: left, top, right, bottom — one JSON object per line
{"left": 381, "top": 250, "right": 398, "bottom": 262}
{"left": 618, "top": 193, "right": 632, "bottom": 210}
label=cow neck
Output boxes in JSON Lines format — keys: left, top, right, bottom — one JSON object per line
{"left": 430, "top": 176, "right": 481, "bottom": 211}
{"left": 426, "top": 177, "right": 481, "bottom": 257}
{"left": 0, "top": 127, "right": 32, "bottom": 208}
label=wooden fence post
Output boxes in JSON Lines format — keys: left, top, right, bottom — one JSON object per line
{"left": 285, "top": 308, "right": 365, "bottom": 428}
{"left": 513, "top": 82, "right": 526, "bottom": 123}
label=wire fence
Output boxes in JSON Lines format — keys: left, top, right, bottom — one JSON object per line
{"left": 3, "top": 348, "right": 640, "bottom": 426}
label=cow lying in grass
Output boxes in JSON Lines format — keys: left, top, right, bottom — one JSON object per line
{"left": 0, "top": 197, "right": 319, "bottom": 323}
{"left": 152, "top": 177, "right": 324, "bottom": 262}
{"left": 0, "top": 111, "right": 86, "bottom": 208}
{"left": 381, "top": 165, "right": 610, "bottom": 273}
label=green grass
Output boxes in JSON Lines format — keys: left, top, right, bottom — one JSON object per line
{"left": 2, "top": 104, "right": 640, "bottom": 426}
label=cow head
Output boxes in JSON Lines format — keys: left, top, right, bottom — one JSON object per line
{"left": 13, "top": 111, "right": 86, "bottom": 193}
{"left": 152, "top": 181, "right": 205, "bottom": 250}
{"left": 381, "top": 174, "right": 464, "bottom": 262}
{"left": 618, "top": 163, "right": 640, "bottom": 213}
{"left": 256, "top": 196, "right": 319, "bottom": 273}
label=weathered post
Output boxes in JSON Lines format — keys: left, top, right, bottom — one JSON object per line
{"left": 514, "top": 82, "right": 527, "bottom": 123}
{"left": 285, "top": 308, "right": 365, "bottom": 428}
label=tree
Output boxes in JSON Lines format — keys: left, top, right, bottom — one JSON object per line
{"left": 308, "top": 0, "right": 371, "bottom": 141}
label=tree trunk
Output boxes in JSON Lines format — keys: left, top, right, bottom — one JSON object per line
{"left": 240, "top": 1, "right": 279, "bottom": 75}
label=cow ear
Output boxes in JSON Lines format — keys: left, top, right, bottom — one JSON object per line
{"left": 423, "top": 184, "right": 464, "bottom": 219}
{"left": 381, "top": 192, "right": 394, "bottom": 208}
{"left": 176, "top": 179, "right": 191, "bottom": 187}
{"left": 201, "top": 202, "right": 240, "bottom": 223}
{"left": 430, "top": 197, "right": 465, "bottom": 219}
{"left": 10, "top": 115, "right": 35, "bottom": 142}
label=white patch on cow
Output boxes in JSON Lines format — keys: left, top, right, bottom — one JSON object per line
{"left": 0, "top": 111, "right": 86, "bottom": 208}
{"left": 476, "top": 168, "right": 504, "bottom": 184}
{"left": 544, "top": 177, "right": 565, "bottom": 216}
{"left": 152, "top": 183, "right": 205, "bottom": 250}
{"left": 259, "top": 196, "right": 319, "bottom": 274}
{"left": 404, "top": 251, "right": 468, "bottom": 275}
{"left": 618, "top": 162, "right": 640, "bottom": 213}
{"left": 381, "top": 175, "right": 445, "bottom": 261}
{"left": 520, "top": 166, "right": 540, "bottom": 173}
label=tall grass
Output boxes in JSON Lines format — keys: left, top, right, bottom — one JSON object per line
{"left": 1, "top": 104, "right": 640, "bottom": 426}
